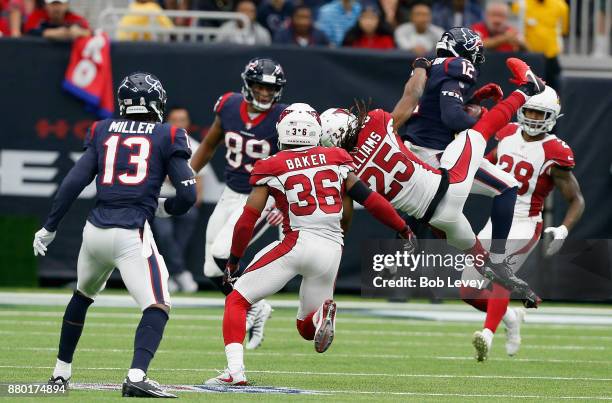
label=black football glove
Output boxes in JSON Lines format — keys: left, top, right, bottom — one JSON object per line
{"left": 412, "top": 57, "right": 431, "bottom": 73}
{"left": 398, "top": 226, "right": 418, "bottom": 254}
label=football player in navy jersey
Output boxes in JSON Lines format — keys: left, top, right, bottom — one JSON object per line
{"left": 33, "top": 72, "right": 196, "bottom": 398}
{"left": 399, "top": 27, "right": 522, "bottom": 269}
{"left": 190, "top": 58, "right": 286, "bottom": 349}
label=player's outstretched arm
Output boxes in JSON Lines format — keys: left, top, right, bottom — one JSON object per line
{"left": 340, "top": 194, "right": 354, "bottom": 235}
{"left": 225, "top": 186, "right": 270, "bottom": 281}
{"left": 34, "top": 147, "right": 98, "bottom": 256}
{"left": 345, "top": 172, "right": 414, "bottom": 239}
{"left": 43, "top": 147, "right": 98, "bottom": 233}
{"left": 391, "top": 58, "right": 430, "bottom": 131}
{"left": 190, "top": 116, "right": 224, "bottom": 173}
{"left": 159, "top": 157, "right": 197, "bottom": 216}
{"left": 439, "top": 79, "right": 479, "bottom": 132}
{"left": 544, "top": 167, "right": 585, "bottom": 256}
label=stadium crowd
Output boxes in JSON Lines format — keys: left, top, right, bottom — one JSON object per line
{"left": 1, "top": 0, "right": 568, "bottom": 56}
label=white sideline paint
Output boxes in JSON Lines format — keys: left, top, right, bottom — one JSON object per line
{"left": 1, "top": 365, "right": 611, "bottom": 382}
{"left": 1, "top": 292, "right": 611, "bottom": 325}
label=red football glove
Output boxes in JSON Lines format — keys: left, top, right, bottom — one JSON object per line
{"left": 471, "top": 83, "right": 504, "bottom": 104}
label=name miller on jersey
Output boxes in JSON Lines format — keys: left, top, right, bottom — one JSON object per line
{"left": 109, "top": 121, "right": 156, "bottom": 135}
{"left": 285, "top": 153, "right": 328, "bottom": 170}
{"left": 352, "top": 132, "right": 382, "bottom": 170}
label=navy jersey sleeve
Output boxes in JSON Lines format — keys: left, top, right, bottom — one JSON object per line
{"left": 163, "top": 156, "right": 197, "bottom": 215}
{"left": 440, "top": 80, "right": 478, "bottom": 132}
{"left": 443, "top": 57, "right": 478, "bottom": 84}
{"left": 166, "top": 126, "right": 192, "bottom": 160}
{"left": 43, "top": 146, "right": 98, "bottom": 231}
{"left": 83, "top": 121, "right": 100, "bottom": 151}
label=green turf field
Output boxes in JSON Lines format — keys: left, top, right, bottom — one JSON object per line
{"left": 1, "top": 297, "right": 611, "bottom": 402}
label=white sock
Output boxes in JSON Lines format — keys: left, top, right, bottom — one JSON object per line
{"left": 127, "top": 368, "right": 146, "bottom": 382}
{"left": 502, "top": 307, "right": 517, "bottom": 326}
{"left": 225, "top": 343, "right": 244, "bottom": 373}
{"left": 482, "top": 328, "right": 494, "bottom": 341}
{"left": 53, "top": 358, "right": 71, "bottom": 379}
{"left": 489, "top": 252, "right": 505, "bottom": 264}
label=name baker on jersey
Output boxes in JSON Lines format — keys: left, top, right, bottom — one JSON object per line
{"left": 285, "top": 153, "right": 328, "bottom": 170}
{"left": 109, "top": 121, "right": 156, "bottom": 134}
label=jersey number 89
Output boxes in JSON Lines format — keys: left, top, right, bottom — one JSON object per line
{"left": 225, "top": 131, "right": 271, "bottom": 172}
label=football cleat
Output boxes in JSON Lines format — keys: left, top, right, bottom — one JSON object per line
{"left": 48, "top": 375, "right": 70, "bottom": 388}
{"left": 204, "top": 368, "right": 247, "bottom": 386}
{"left": 246, "top": 300, "right": 273, "bottom": 350}
{"left": 314, "top": 299, "right": 336, "bottom": 353}
{"left": 122, "top": 376, "right": 176, "bottom": 398}
{"left": 175, "top": 270, "right": 198, "bottom": 293}
{"left": 506, "top": 58, "right": 545, "bottom": 96}
{"left": 504, "top": 307, "right": 526, "bottom": 356}
{"left": 472, "top": 329, "right": 493, "bottom": 362}
{"left": 480, "top": 259, "right": 540, "bottom": 306}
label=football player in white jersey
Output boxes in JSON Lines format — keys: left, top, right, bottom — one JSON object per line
{"left": 205, "top": 103, "right": 416, "bottom": 386}
{"left": 462, "top": 86, "right": 584, "bottom": 361}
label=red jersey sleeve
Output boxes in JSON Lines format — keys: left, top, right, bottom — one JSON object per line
{"left": 495, "top": 123, "right": 520, "bottom": 141}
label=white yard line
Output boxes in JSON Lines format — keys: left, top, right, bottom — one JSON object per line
{"left": 1, "top": 365, "right": 611, "bottom": 382}
{"left": 1, "top": 319, "right": 609, "bottom": 342}
{"left": 3, "top": 346, "right": 610, "bottom": 365}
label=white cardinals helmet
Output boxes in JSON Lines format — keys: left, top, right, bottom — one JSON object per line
{"left": 320, "top": 108, "right": 357, "bottom": 147}
{"left": 517, "top": 86, "right": 562, "bottom": 136}
{"left": 276, "top": 103, "right": 322, "bottom": 148}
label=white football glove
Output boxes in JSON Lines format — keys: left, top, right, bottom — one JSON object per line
{"left": 156, "top": 198, "right": 171, "bottom": 218}
{"left": 33, "top": 228, "right": 56, "bottom": 256}
{"left": 544, "top": 225, "right": 568, "bottom": 256}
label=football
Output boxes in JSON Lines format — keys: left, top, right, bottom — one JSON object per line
{"left": 464, "top": 103, "right": 483, "bottom": 119}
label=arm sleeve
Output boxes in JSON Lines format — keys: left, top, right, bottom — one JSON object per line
{"left": 348, "top": 181, "right": 407, "bottom": 232}
{"left": 43, "top": 147, "right": 98, "bottom": 231}
{"left": 164, "top": 156, "right": 197, "bottom": 216}
{"left": 440, "top": 80, "right": 478, "bottom": 132}
{"left": 230, "top": 205, "right": 262, "bottom": 260}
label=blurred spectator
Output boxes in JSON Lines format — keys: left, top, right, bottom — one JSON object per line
{"left": 593, "top": 3, "right": 609, "bottom": 57}
{"left": 216, "top": 0, "right": 271, "bottom": 45}
{"left": 432, "top": 0, "right": 483, "bottom": 30}
{"left": 257, "top": 0, "right": 294, "bottom": 36}
{"left": 0, "top": 0, "right": 36, "bottom": 37}
{"left": 395, "top": 2, "right": 444, "bottom": 55}
{"left": 471, "top": 2, "right": 525, "bottom": 52}
{"left": 154, "top": 106, "right": 203, "bottom": 294}
{"left": 512, "top": 0, "right": 568, "bottom": 91}
{"left": 192, "top": 0, "right": 235, "bottom": 13}
{"left": 342, "top": 4, "right": 395, "bottom": 50}
{"left": 316, "top": 0, "right": 361, "bottom": 46}
{"left": 24, "top": 0, "right": 90, "bottom": 40}
{"left": 378, "top": 0, "right": 398, "bottom": 27}
{"left": 273, "top": 5, "right": 330, "bottom": 46}
{"left": 162, "top": 0, "right": 191, "bottom": 26}
{"left": 118, "top": 0, "right": 174, "bottom": 41}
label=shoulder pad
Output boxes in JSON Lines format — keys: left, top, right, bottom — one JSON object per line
{"left": 543, "top": 136, "right": 575, "bottom": 169}
{"left": 496, "top": 123, "right": 520, "bottom": 141}
{"left": 443, "top": 57, "right": 477, "bottom": 84}
{"left": 213, "top": 92, "right": 239, "bottom": 114}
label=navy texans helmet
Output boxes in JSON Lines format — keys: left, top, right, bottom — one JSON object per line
{"left": 117, "top": 72, "right": 167, "bottom": 122}
{"left": 436, "top": 27, "right": 485, "bottom": 66}
{"left": 241, "top": 58, "right": 286, "bottom": 111}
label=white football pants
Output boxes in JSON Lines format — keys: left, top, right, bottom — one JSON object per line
{"left": 76, "top": 221, "right": 171, "bottom": 310}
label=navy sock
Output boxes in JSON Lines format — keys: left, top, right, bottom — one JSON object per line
{"left": 210, "top": 257, "right": 233, "bottom": 296}
{"left": 130, "top": 307, "right": 169, "bottom": 372}
{"left": 58, "top": 291, "right": 94, "bottom": 363}
{"left": 490, "top": 186, "right": 518, "bottom": 254}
